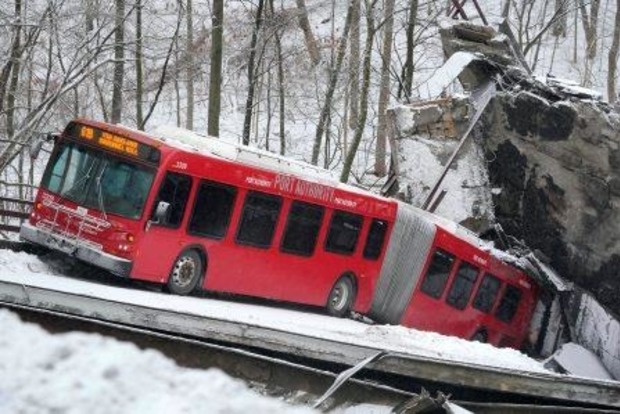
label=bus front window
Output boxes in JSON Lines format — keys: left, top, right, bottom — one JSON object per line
{"left": 41, "top": 141, "right": 155, "bottom": 220}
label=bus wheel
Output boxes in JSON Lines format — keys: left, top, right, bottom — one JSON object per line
{"left": 471, "top": 329, "right": 488, "bottom": 343}
{"left": 167, "top": 250, "right": 203, "bottom": 295}
{"left": 326, "top": 276, "right": 355, "bottom": 317}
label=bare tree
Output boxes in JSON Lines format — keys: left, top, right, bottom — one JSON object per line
{"left": 135, "top": 0, "right": 144, "bottom": 129}
{"left": 311, "top": 0, "right": 355, "bottom": 165}
{"left": 242, "top": 0, "right": 266, "bottom": 146}
{"left": 295, "top": 0, "right": 320, "bottom": 66}
{"left": 268, "top": 0, "right": 286, "bottom": 155}
{"left": 186, "top": 0, "right": 194, "bottom": 130}
{"left": 552, "top": 0, "right": 568, "bottom": 37}
{"left": 208, "top": 0, "right": 223, "bottom": 137}
{"left": 609, "top": 0, "right": 620, "bottom": 103}
{"left": 5, "top": 0, "right": 23, "bottom": 140}
{"left": 0, "top": 0, "right": 23, "bottom": 115}
{"left": 341, "top": 0, "right": 377, "bottom": 183}
{"left": 348, "top": 0, "right": 361, "bottom": 129}
{"left": 111, "top": 0, "right": 125, "bottom": 124}
{"left": 578, "top": 0, "right": 601, "bottom": 60}
{"left": 375, "top": 0, "right": 395, "bottom": 177}
{"left": 399, "top": 0, "right": 418, "bottom": 102}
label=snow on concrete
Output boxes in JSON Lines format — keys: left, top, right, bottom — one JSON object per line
{"left": 0, "top": 309, "right": 314, "bottom": 414}
{"left": 0, "top": 249, "right": 547, "bottom": 375}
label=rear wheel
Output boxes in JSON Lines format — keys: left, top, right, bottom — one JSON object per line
{"left": 167, "top": 250, "right": 203, "bottom": 295}
{"left": 326, "top": 276, "right": 355, "bottom": 317}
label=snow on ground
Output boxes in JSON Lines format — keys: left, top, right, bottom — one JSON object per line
{"left": 0, "top": 249, "right": 547, "bottom": 375}
{"left": 0, "top": 309, "right": 314, "bottom": 414}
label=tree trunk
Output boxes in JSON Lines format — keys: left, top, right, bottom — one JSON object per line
{"left": 208, "top": 0, "right": 224, "bottom": 137}
{"left": 269, "top": 0, "right": 286, "bottom": 155}
{"left": 0, "top": 0, "right": 23, "bottom": 115}
{"left": 111, "top": 0, "right": 125, "bottom": 124}
{"left": 400, "top": 0, "right": 417, "bottom": 102}
{"left": 311, "top": 0, "right": 355, "bottom": 165}
{"left": 341, "top": 1, "right": 376, "bottom": 183}
{"left": 186, "top": 0, "right": 194, "bottom": 130}
{"left": 348, "top": 0, "right": 360, "bottom": 129}
{"left": 136, "top": 0, "right": 144, "bottom": 129}
{"left": 6, "top": 0, "right": 23, "bottom": 140}
{"left": 552, "top": 0, "right": 568, "bottom": 37}
{"left": 578, "top": 0, "right": 601, "bottom": 60}
{"left": 295, "top": 0, "right": 320, "bottom": 66}
{"left": 608, "top": 0, "right": 620, "bottom": 103}
{"left": 375, "top": 0, "right": 395, "bottom": 177}
{"left": 242, "top": 0, "right": 265, "bottom": 146}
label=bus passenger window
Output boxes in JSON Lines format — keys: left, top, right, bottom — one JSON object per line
{"left": 325, "top": 210, "right": 363, "bottom": 255}
{"left": 152, "top": 172, "right": 192, "bottom": 228}
{"left": 281, "top": 201, "right": 324, "bottom": 256}
{"left": 363, "top": 219, "right": 388, "bottom": 260}
{"left": 446, "top": 262, "right": 479, "bottom": 310}
{"left": 188, "top": 181, "right": 237, "bottom": 239}
{"left": 420, "top": 249, "right": 455, "bottom": 299}
{"left": 472, "top": 274, "right": 501, "bottom": 313}
{"left": 236, "top": 191, "right": 282, "bottom": 248}
{"left": 495, "top": 285, "right": 522, "bottom": 323}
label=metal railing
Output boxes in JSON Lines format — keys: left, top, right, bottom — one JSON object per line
{"left": 0, "top": 196, "right": 33, "bottom": 233}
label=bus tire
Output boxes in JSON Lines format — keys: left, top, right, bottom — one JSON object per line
{"left": 326, "top": 276, "right": 355, "bottom": 318}
{"left": 471, "top": 329, "right": 488, "bottom": 343}
{"left": 167, "top": 249, "right": 203, "bottom": 295}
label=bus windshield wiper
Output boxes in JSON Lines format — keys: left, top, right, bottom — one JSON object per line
{"left": 96, "top": 162, "right": 108, "bottom": 220}
{"left": 63, "top": 159, "right": 96, "bottom": 199}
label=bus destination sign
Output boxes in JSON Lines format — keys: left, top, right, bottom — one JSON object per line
{"left": 76, "top": 125, "right": 160, "bottom": 164}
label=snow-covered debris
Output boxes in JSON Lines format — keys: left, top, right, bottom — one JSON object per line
{"left": 418, "top": 51, "right": 479, "bottom": 100}
{"left": 543, "top": 76, "right": 603, "bottom": 101}
{"left": 544, "top": 342, "right": 613, "bottom": 380}
{"left": 0, "top": 309, "right": 314, "bottom": 414}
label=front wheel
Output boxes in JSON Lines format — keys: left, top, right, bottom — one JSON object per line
{"left": 326, "top": 276, "right": 355, "bottom": 317}
{"left": 167, "top": 250, "right": 203, "bottom": 295}
{"left": 471, "top": 329, "right": 488, "bottom": 343}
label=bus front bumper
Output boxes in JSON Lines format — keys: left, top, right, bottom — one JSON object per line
{"left": 20, "top": 222, "right": 132, "bottom": 277}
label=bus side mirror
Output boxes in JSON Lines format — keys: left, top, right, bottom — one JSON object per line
{"left": 147, "top": 201, "right": 170, "bottom": 230}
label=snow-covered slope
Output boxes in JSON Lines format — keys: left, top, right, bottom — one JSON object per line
{"left": 0, "top": 309, "right": 314, "bottom": 414}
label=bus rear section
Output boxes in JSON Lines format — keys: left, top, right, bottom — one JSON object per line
{"left": 369, "top": 203, "right": 540, "bottom": 349}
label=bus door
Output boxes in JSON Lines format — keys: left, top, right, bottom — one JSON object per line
{"left": 134, "top": 172, "right": 193, "bottom": 282}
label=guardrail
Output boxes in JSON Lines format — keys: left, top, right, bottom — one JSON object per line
{"left": 0, "top": 196, "right": 33, "bottom": 233}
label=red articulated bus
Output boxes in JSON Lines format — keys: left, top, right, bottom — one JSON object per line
{"left": 21, "top": 119, "right": 539, "bottom": 348}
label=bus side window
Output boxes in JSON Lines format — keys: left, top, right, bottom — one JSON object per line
{"left": 472, "top": 274, "right": 501, "bottom": 313}
{"left": 280, "top": 201, "right": 324, "bottom": 256}
{"left": 325, "top": 210, "right": 363, "bottom": 255}
{"left": 363, "top": 219, "right": 388, "bottom": 260}
{"left": 152, "top": 172, "right": 192, "bottom": 228}
{"left": 188, "top": 181, "right": 237, "bottom": 239}
{"left": 446, "top": 262, "right": 479, "bottom": 310}
{"left": 236, "top": 191, "right": 282, "bottom": 248}
{"left": 420, "top": 249, "right": 455, "bottom": 299}
{"left": 495, "top": 285, "right": 523, "bottom": 323}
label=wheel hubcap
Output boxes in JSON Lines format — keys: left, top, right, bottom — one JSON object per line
{"left": 172, "top": 257, "right": 196, "bottom": 288}
{"left": 331, "top": 283, "right": 349, "bottom": 311}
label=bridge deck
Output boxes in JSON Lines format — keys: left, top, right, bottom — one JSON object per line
{"left": 0, "top": 266, "right": 619, "bottom": 409}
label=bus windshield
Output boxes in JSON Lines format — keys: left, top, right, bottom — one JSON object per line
{"left": 40, "top": 140, "right": 155, "bottom": 220}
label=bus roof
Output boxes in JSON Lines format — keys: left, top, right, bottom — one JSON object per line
{"left": 150, "top": 125, "right": 389, "bottom": 204}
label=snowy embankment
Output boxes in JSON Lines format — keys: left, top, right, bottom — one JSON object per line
{"left": 0, "top": 250, "right": 547, "bottom": 374}
{"left": 0, "top": 310, "right": 314, "bottom": 414}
